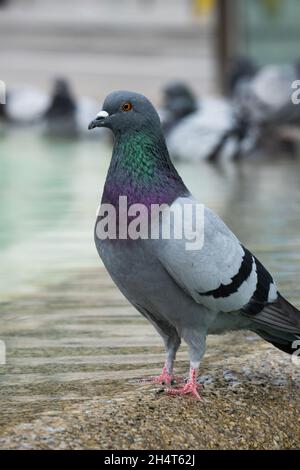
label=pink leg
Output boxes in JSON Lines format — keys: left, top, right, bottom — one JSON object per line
{"left": 140, "top": 362, "right": 183, "bottom": 386}
{"left": 167, "top": 367, "right": 203, "bottom": 400}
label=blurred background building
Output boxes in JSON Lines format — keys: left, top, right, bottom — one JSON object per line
{"left": 0, "top": 0, "right": 217, "bottom": 101}
{"left": 218, "top": 0, "right": 300, "bottom": 90}
{"left": 1, "top": 0, "right": 300, "bottom": 102}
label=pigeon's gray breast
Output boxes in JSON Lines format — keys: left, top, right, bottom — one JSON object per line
{"left": 94, "top": 233, "right": 214, "bottom": 335}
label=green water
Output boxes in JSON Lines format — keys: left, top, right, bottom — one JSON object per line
{"left": 0, "top": 130, "right": 109, "bottom": 298}
{"left": 0, "top": 129, "right": 300, "bottom": 302}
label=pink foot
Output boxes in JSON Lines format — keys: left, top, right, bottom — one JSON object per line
{"left": 166, "top": 368, "right": 203, "bottom": 400}
{"left": 140, "top": 366, "right": 183, "bottom": 386}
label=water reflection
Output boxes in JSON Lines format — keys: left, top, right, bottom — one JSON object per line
{"left": 0, "top": 130, "right": 109, "bottom": 298}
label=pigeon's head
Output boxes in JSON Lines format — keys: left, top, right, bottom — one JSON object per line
{"left": 52, "top": 78, "right": 72, "bottom": 98}
{"left": 228, "top": 57, "right": 257, "bottom": 94}
{"left": 88, "top": 90, "right": 162, "bottom": 135}
{"left": 162, "top": 81, "right": 198, "bottom": 120}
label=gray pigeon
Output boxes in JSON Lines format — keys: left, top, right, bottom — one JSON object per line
{"left": 89, "top": 91, "right": 300, "bottom": 399}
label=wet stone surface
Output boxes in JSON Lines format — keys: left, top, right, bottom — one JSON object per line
{"left": 0, "top": 268, "right": 299, "bottom": 450}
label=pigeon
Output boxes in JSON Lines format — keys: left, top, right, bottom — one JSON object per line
{"left": 227, "top": 56, "right": 258, "bottom": 96}
{"left": 88, "top": 91, "right": 300, "bottom": 399}
{"left": 229, "top": 61, "right": 300, "bottom": 157}
{"left": 205, "top": 58, "right": 259, "bottom": 162}
{"left": 160, "top": 81, "right": 245, "bottom": 163}
{"left": 161, "top": 81, "right": 198, "bottom": 136}
{"left": 202, "top": 57, "right": 258, "bottom": 162}
{"left": 234, "top": 62, "right": 300, "bottom": 127}
{"left": 43, "top": 79, "right": 103, "bottom": 139}
{"left": 166, "top": 95, "right": 236, "bottom": 162}
{"left": 43, "top": 79, "right": 79, "bottom": 137}
{"left": 42, "top": 78, "right": 104, "bottom": 137}
{"left": 4, "top": 86, "right": 50, "bottom": 124}
{"left": 2, "top": 79, "right": 101, "bottom": 137}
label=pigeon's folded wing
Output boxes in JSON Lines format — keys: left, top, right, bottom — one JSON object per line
{"left": 157, "top": 200, "right": 277, "bottom": 314}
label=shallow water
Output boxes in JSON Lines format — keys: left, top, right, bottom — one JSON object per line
{"left": 0, "top": 129, "right": 109, "bottom": 298}
{"left": 0, "top": 130, "right": 300, "bottom": 448}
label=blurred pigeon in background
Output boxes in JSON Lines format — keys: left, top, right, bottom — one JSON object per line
{"left": 161, "top": 81, "right": 198, "bottom": 136}
{"left": 227, "top": 56, "right": 258, "bottom": 97}
{"left": 0, "top": 78, "right": 101, "bottom": 138}
{"left": 44, "top": 78, "right": 79, "bottom": 137}
{"left": 232, "top": 61, "right": 300, "bottom": 156}
{"left": 43, "top": 78, "right": 102, "bottom": 138}
{"left": 161, "top": 81, "right": 238, "bottom": 162}
{"left": 3, "top": 86, "right": 49, "bottom": 125}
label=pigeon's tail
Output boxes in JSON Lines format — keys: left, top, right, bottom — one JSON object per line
{"left": 246, "top": 294, "right": 300, "bottom": 354}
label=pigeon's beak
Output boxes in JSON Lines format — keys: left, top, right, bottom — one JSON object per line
{"left": 88, "top": 110, "right": 109, "bottom": 130}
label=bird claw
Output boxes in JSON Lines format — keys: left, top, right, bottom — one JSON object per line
{"left": 166, "top": 380, "right": 203, "bottom": 400}
{"left": 140, "top": 367, "right": 183, "bottom": 386}
{"left": 140, "top": 373, "right": 171, "bottom": 386}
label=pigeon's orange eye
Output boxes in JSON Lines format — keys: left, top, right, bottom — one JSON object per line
{"left": 122, "top": 102, "right": 133, "bottom": 112}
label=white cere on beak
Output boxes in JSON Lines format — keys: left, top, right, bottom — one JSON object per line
{"left": 96, "top": 110, "right": 109, "bottom": 118}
